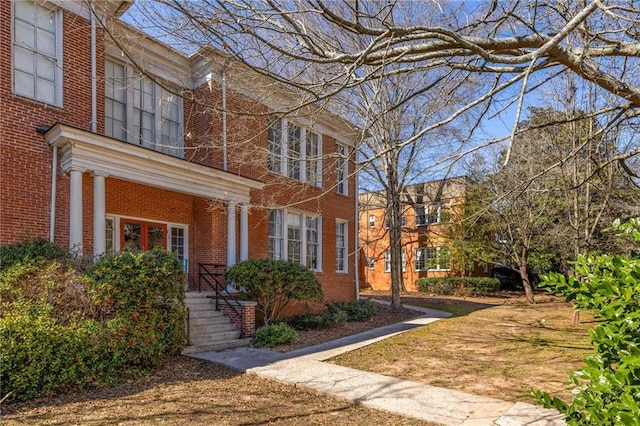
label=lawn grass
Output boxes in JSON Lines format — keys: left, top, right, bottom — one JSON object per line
{"left": 332, "top": 294, "right": 594, "bottom": 403}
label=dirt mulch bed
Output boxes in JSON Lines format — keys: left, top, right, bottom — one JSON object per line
{"left": 271, "top": 299, "right": 425, "bottom": 352}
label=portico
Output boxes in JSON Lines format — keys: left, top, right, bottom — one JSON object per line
{"left": 45, "top": 123, "right": 264, "bottom": 266}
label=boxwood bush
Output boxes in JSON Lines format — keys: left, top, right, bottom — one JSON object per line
{"left": 0, "top": 244, "right": 186, "bottom": 402}
{"left": 252, "top": 322, "right": 297, "bottom": 348}
{"left": 327, "top": 299, "right": 377, "bottom": 322}
{"left": 416, "top": 277, "right": 500, "bottom": 296}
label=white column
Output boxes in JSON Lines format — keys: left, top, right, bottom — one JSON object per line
{"left": 240, "top": 204, "right": 249, "bottom": 261}
{"left": 227, "top": 201, "right": 237, "bottom": 266}
{"left": 93, "top": 172, "right": 107, "bottom": 258}
{"left": 69, "top": 169, "right": 83, "bottom": 254}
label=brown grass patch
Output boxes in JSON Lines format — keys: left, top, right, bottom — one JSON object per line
{"left": 331, "top": 291, "right": 594, "bottom": 403}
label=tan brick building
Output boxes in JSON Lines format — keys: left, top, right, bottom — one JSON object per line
{"left": 359, "top": 177, "right": 491, "bottom": 291}
{"left": 1, "top": 0, "right": 360, "bottom": 304}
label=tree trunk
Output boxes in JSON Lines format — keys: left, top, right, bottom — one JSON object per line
{"left": 387, "top": 156, "right": 404, "bottom": 312}
{"left": 518, "top": 263, "right": 535, "bottom": 304}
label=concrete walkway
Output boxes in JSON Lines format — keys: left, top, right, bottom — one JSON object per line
{"left": 188, "top": 301, "right": 565, "bottom": 426}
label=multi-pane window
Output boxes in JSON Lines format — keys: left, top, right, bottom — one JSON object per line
{"left": 105, "top": 217, "right": 115, "bottom": 254}
{"left": 105, "top": 59, "right": 183, "bottom": 158}
{"left": 384, "top": 250, "right": 406, "bottom": 272}
{"left": 306, "top": 132, "right": 320, "bottom": 185}
{"left": 267, "top": 117, "right": 322, "bottom": 185}
{"left": 268, "top": 209, "right": 284, "bottom": 260}
{"left": 336, "top": 221, "right": 347, "bottom": 272}
{"left": 268, "top": 209, "right": 322, "bottom": 271}
{"left": 287, "top": 124, "right": 302, "bottom": 180}
{"left": 415, "top": 248, "right": 427, "bottom": 271}
{"left": 306, "top": 217, "right": 319, "bottom": 270}
{"left": 13, "top": 1, "right": 62, "bottom": 105}
{"left": 170, "top": 226, "right": 187, "bottom": 271}
{"left": 267, "top": 117, "right": 283, "bottom": 174}
{"left": 414, "top": 205, "right": 428, "bottom": 226}
{"left": 426, "top": 247, "right": 451, "bottom": 270}
{"left": 336, "top": 144, "right": 348, "bottom": 194}
{"left": 105, "top": 61, "right": 127, "bottom": 141}
{"left": 368, "top": 215, "right": 375, "bottom": 228}
{"left": 367, "top": 257, "right": 375, "bottom": 270}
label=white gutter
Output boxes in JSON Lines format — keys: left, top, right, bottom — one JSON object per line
{"left": 221, "top": 62, "right": 231, "bottom": 171}
{"left": 354, "top": 159, "right": 360, "bottom": 300}
{"left": 90, "top": 2, "right": 97, "bottom": 133}
{"left": 49, "top": 147, "right": 57, "bottom": 242}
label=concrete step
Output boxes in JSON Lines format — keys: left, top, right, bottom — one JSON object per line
{"left": 189, "top": 329, "right": 241, "bottom": 345}
{"left": 189, "top": 315, "right": 231, "bottom": 327}
{"left": 189, "top": 322, "right": 238, "bottom": 335}
{"left": 182, "top": 338, "right": 252, "bottom": 354}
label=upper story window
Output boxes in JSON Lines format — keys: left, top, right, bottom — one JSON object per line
{"left": 13, "top": 1, "right": 63, "bottom": 106}
{"left": 268, "top": 208, "right": 322, "bottom": 272}
{"left": 414, "top": 203, "right": 451, "bottom": 226}
{"left": 267, "top": 117, "right": 322, "bottom": 186}
{"left": 336, "top": 144, "right": 348, "bottom": 194}
{"left": 385, "top": 213, "right": 406, "bottom": 229}
{"left": 384, "top": 250, "right": 406, "bottom": 273}
{"left": 105, "top": 59, "right": 184, "bottom": 158}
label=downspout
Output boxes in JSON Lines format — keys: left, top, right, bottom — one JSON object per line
{"left": 354, "top": 155, "right": 360, "bottom": 300}
{"left": 49, "top": 147, "right": 57, "bottom": 242}
{"left": 221, "top": 61, "right": 231, "bottom": 171}
{"left": 90, "top": 2, "right": 97, "bottom": 133}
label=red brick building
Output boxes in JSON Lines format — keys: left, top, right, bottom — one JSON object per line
{"left": 1, "top": 0, "right": 360, "bottom": 304}
{"left": 359, "top": 178, "right": 492, "bottom": 292}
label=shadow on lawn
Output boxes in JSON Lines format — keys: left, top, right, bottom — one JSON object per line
{"left": 1, "top": 356, "right": 242, "bottom": 415}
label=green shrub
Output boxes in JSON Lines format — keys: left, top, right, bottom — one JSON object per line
{"left": 287, "top": 313, "right": 333, "bottom": 330}
{"left": 416, "top": 277, "right": 500, "bottom": 296}
{"left": 0, "top": 246, "right": 186, "bottom": 402}
{"left": 328, "top": 299, "right": 377, "bottom": 322}
{"left": 0, "top": 238, "right": 69, "bottom": 272}
{"left": 224, "top": 259, "right": 323, "bottom": 324}
{"left": 252, "top": 322, "right": 298, "bottom": 348}
{"left": 533, "top": 218, "right": 640, "bottom": 425}
{"left": 0, "top": 301, "right": 105, "bottom": 400}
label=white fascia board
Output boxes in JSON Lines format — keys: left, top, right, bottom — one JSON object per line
{"left": 105, "top": 20, "right": 194, "bottom": 88}
{"left": 191, "top": 52, "right": 362, "bottom": 147}
{"left": 46, "top": 124, "right": 264, "bottom": 203}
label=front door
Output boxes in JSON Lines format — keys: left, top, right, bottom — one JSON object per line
{"left": 121, "top": 219, "right": 167, "bottom": 251}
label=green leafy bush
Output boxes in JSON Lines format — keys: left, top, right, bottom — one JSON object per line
{"left": 224, "top": 259, "right": 323, "bottom": 324}
{"left": 328, "top": 299, "right": 377, "bottom": 322}
{"left": 0, "top": 244, "right": 186, "bottom": 402}
{"left": 416, "top": 277, "right": 500, "bottom": 296}
{"left": 533, "top": 218, "right": 640, "bottom": 425}
{"left": 0, "top": 238, "right": 69, "bottom": 272}
{"left": 287, "top": 313, "right": 334, "bottom": 331}
{"left": 252, "top": 322, "right": 298, "bottom": 348}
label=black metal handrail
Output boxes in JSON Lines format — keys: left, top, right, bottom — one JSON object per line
{"left": 197, "top": 263, "right": 243, "bottom": 323}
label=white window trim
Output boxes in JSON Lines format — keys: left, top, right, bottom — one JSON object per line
{"left": 105, "top": 58, "right": 184, "bottom": 158}
{"left": 268, "top": 208, "right": 323, "bottom": 272}
{"left": 12, "top": 1, "right": 64, "bottom": 107}
{"left": 415, "top": 247, "right": 427, "bottom": 271}
{"left": 368, "top": 214, "right": 376, "bottom": 228}
{"left": 336, "top": 143, "right": 348, "bottom": 195}
{"left": 268, "top": 118, "right": 323, "bottom": 187}
{"left": 384, "top": 249, "right": 406, "bottom": 273}
{"left": 367, "top": 256, "right": 375, "bottom": 270}
{"left": 336, "top": 219, "right": 348, "bottom": 273}
{"left": 427, "top": 246, "right": 451, "bottom": 271}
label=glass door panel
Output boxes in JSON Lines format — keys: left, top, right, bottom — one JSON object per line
{"left": 123, "top": 222, "right": 142, "bottom": 251}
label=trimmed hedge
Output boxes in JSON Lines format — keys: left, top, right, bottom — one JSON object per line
{"left": 416, "top": 277, "right": 500, "bottom": 296}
